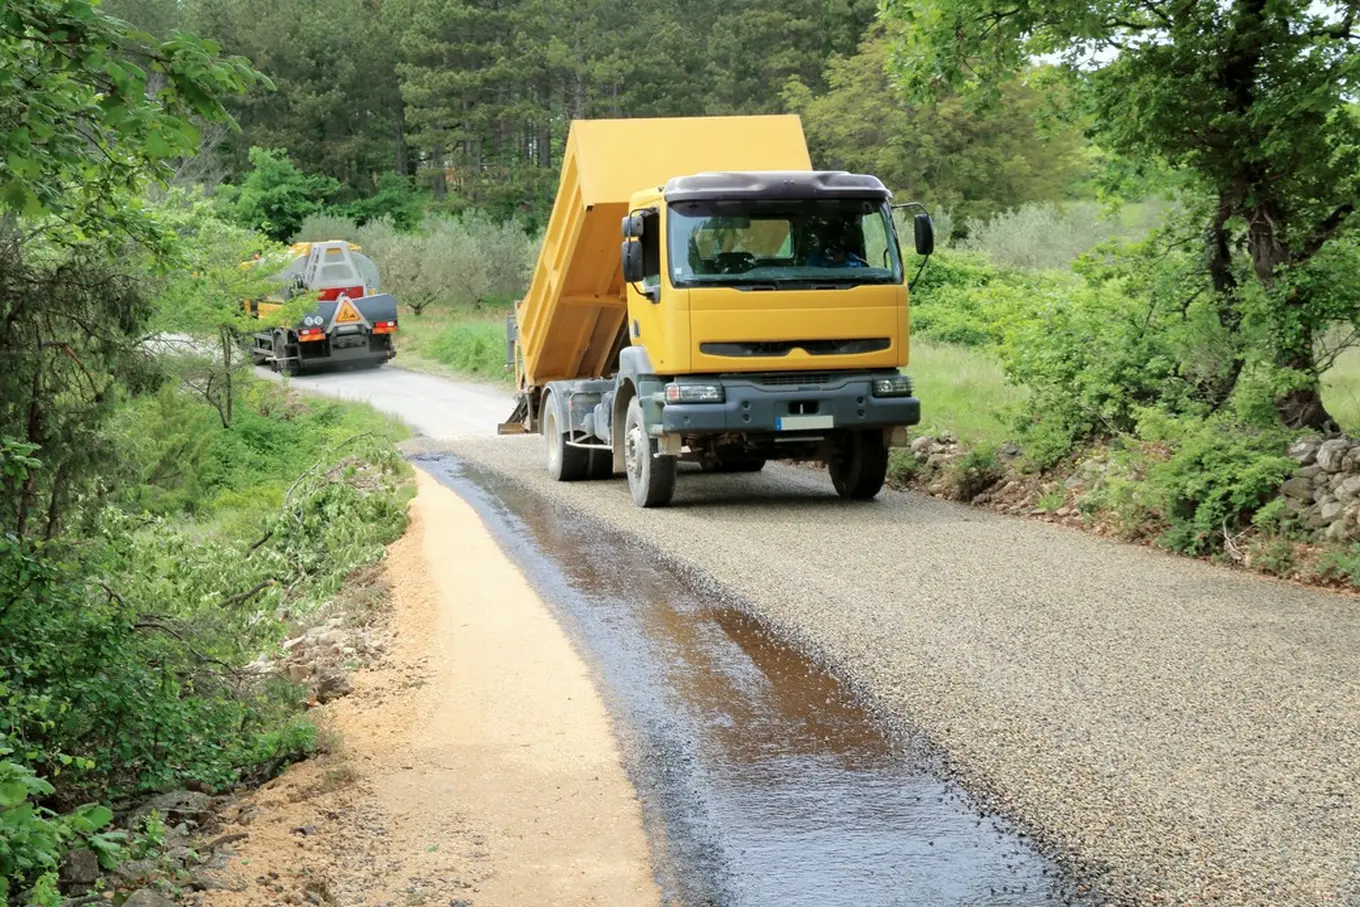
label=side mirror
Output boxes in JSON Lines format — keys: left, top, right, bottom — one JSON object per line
{"left": 621, "top": 240, "right": 645, "bottom": 283}
{"left": 913, "top": 214, "right": 935, "bottom": 257}
{"left": 621, "top": 213, "right": 646, "bottom": 239}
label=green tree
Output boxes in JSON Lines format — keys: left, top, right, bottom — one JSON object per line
{"left": 187, "top": 0, "right": 409, "bottom": 188}
{"left": 0, "top": 0, "right": 265, "bottom": 241}
{"left": 153, "top": 192, "right": 295, "bottom": 427}
{"left": 224, "top": 146, "right": 343, "bottom": 241}
{"left": 0, "top": 0, "right": 264, "bottom": 536}
{"left": 786, "top": 24, "right": 1091, "bottom": 225}
{"left": 884, "top": 0, "right": 1360, "bottom": 430}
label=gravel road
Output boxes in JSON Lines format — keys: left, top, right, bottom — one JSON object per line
{"left": 286, "top": 365, "right": 1360, "bottom": 907}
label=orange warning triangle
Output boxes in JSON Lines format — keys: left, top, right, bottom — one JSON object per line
{"left": 334, "top": 298, "right": 362, "bottom": 324}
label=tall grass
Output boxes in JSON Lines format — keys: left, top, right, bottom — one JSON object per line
{"left": 1323, "top": 346, "right": 1360, "bottom": 434}
{"left": 908, "top": 339, "right": 1026, "bottom": 448}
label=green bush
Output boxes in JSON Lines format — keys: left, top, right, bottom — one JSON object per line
{"left": 0, "top": 380, "right": 413, "bottom": 893}
{"left": 427, "top": 322, "right": 510, "bottom": 379}
{"left": 959, "top": 200, "right": 1170, "bottom": 270}
{"left": 0, "top": 755, "right": 118, "bottom": 904}
{"left": 954, "top": 445, "right": 1003, "bottom": 500}
{"left": 1081, "top": 413, "right": 1295, "bottom": 555}
{"left": 907, "top": 250, "right": 1033, "bottom": 347}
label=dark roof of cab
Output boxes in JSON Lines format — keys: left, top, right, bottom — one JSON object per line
{"left": 662, "top": 171, "right": 891, "bottom": 203}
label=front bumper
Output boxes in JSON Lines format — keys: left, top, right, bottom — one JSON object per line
{"left": 656, "top": 373, "right": 920, "bottom": 435}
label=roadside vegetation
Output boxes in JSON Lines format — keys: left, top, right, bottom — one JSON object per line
{"left": 0, "top": 4, "right": 410, "bottom": 902}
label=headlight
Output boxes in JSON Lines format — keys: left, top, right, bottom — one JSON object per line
{"left": 665, "top": 383, "right": 725, "bottom": 403}
{"left": 871, "top": 374, "right": 914, "bottom": 397}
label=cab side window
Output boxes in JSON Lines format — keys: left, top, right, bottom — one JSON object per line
{"left": 641, "top": 210, "right": 660, "bottom": 291}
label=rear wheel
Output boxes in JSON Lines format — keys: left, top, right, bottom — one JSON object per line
{"left": 588, "top": 448, "right": 614, "bottom": 480}
{"left": 544, "top": 396, "right": 589, "bottom": 481}
{"left": 701, "top": 454, "right": 767, "bottom": 474}
{"left": 624, "top": 396, "right": 676, "bottom": 507}
{"left": 273, "top": 332, "right": 298, "bottom": 376}
{"left": 829, "top": 430, "right": 889, "bottom": 500}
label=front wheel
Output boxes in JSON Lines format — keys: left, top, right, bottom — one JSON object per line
{"left": 828, "top": 430, "right": 889, "bottom": 500}
{"left": 624, "top": 397, "right": 676, "bottom": 507}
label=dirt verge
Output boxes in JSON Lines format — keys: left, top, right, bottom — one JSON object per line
{"left": 201, "top": 467, "right": 660, "bottom": 907}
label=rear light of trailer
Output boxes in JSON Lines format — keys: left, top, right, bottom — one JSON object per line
{"left": 298, "top": 327, "right": 326, "bottom": 342}
{"left": 372, "top": 320, "right": 397, "bottom": 334}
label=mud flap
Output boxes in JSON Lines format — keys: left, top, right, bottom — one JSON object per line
{"left": 497, "top": 395, "right": 530, "bottom": 435}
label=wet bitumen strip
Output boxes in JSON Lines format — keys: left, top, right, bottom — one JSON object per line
{"left": 418, "top": 454, "right": 1088, "bottom": 907}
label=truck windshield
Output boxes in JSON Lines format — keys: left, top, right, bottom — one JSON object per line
{"left": 668, "top": 199, "right": 903, "bottom": 289}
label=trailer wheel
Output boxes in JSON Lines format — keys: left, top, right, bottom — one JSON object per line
{"left": 543, "top": 396, "right": 589, "bottom": 481}
{"left": 273, "top": 332, "right": 298, "bottom": 377}
{"left": 624, "top": 397, "right": 676, "bottom": 507}
{"left": 828, "top": 430, "right": 889, "bottom": 500}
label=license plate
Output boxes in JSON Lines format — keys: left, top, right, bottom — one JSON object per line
{"left": 776, "top": 414, "right": 834, "bottom": 431}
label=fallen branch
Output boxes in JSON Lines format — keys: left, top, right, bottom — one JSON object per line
{"left": 217, "top": 577, "right": 279, "bottom": 609}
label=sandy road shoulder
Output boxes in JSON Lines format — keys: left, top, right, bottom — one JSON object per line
{"left": 203, "top": 467, "right": 659, "bottom": 907}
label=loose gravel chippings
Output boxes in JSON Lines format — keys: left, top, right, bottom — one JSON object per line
{"left": 439, "top": 436, "right": 1360, "bottom": 907}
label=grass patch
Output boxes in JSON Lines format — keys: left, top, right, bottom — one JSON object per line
{"left": 394, "top": 306, "right": 512, "bottom": 382}
{"left": 1323, "top": 345, "right": 1360, "bottom": 434}
{"left": 908, "top": 339, "right": 1027, "bottom": 449}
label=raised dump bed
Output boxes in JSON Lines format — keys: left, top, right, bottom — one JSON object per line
{"left": 512, "top": 115, "right": 813, "bottom": 391}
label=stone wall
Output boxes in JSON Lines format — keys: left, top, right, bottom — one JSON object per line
{"left": 1276, "top": 437, "right": 1360, "bottom": 541}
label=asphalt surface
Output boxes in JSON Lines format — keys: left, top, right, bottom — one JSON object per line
{"left": 282, "top": 364, "right": 1360, "bottom": 907}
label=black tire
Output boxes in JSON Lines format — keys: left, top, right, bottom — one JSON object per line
{"left": 624, "top": 396, "right": 676, "bottom": 507}
{"left": 719, "top": 457, "right": 766, "bottom": 473}
{"left": 273, "top": 332, "right": 298, "bottom": 376}
{"left": 588, "top": 448, "right": 614, "bottom": 480}
{"left": 544, "top": 395, "right": 589, "bottom": 481}
{"left": 829, "top": 430, "right": 889, "bottom": 500}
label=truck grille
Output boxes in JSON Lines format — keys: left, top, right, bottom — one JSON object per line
{"left": 749, "top": 373, "right": 832, "bottom": 387}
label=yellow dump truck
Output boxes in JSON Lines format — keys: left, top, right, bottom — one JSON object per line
{"left": 499, "top": 115, "right": 931, "bottom": 507}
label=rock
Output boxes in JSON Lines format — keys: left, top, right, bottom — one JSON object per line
{"left": 1344, "top": 447, "right": 1360, "bottom": 472}
{"left": 1063, "top": 475, "right": 1083, "bottom": 490}
{"left": 287, "top": 663, "right": 312, "bottom": 683}
{"left": 1331, "top": 472, "right": 1349, "bottom": 491}
{"left": 282, "top": 635, "right": 307, "bottom": 650}
{"left": 59, "top": 848, "right": 100, "bottom": 894}
{"left": 190, "top": 870, "right": 246, "bottom": 892}
{"left": 1280, "top": 477, "right": 1314, "bottom": 500}
{"left": 242, "top": 655, "right": 274, "bottom": 676}
{"left": 1305, "top": 505, "right": 1331, "bottom": 529}
{"left": 114, "top": 858, "right": 159, "bottom": 882}
{"left": 314, "top": 671, "right": 354, "bottom": 703}
{"left": 1288, "top": 436, "right": 1322, "bottom": 465}
{"left": 1337, "top": 475, "right": 1360, "bottom": 500}
{"left": 1316, "top": 438, "right": 1350, "bottom": 472}
{"left": 1326, "top": 520, "right": 1350, "bottom": 541}
{"left": 319, "top": 629, "right": 346, "bottom": 647}
{"left": 1320, "top": 500, "right": 1345, "bottom": 522}
{"left": 134, "top": 790, "right": 212, "bottom": 824}
{"left": 1316, "top": 490, "right": 1337, "bottom": 507}
{"left": 996, "top": 441, "right": 1022, "bottom": 460}
{"left": 909, "top": 436, "right": 933, "bottom": 457}
{"left": 125, "top": 890, "right": 177, "bottom": 907}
